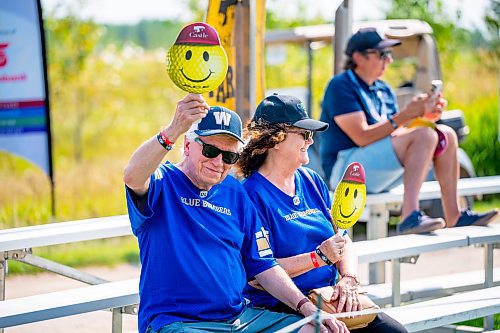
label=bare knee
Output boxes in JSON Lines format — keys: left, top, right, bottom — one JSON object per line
{"left": 437, "top": 124, "right": 458, "bottom": 149}
{"left": 412, "top": 126, "right": 439, "bottom": 147}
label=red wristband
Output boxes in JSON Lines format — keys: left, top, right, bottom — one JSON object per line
{"left": 310, "top": 251, "right": 320, "bottom": 268}
{"left": 160, "top": 129, "right": 175, "bottom": 146}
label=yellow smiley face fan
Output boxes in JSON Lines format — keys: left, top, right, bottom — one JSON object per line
{"left": 166, "top": 22, "right": 228, "bottom": 94}
{"left": 331, "top": 162, "right": 367, "bottom": 235}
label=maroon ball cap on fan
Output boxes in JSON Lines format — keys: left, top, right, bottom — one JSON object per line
{"left": 175, "top": 22, "right": 222, "bottom": 45}
{"left": 342, "top": 162, "right": 365, "bottom": 184}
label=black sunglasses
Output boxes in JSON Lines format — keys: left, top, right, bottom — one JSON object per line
{"left": 194, "top": 137, "right": 240, "bottom": 164}
{"left": 364, "top": 49, "right": 392, "bottom": 60}
{"left": 287, "top": 130, "right": 314, "bottom": 141}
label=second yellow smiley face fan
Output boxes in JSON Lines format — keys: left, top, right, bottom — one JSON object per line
{"left": 331, "top": 162, "right": 367, "bottom": 233}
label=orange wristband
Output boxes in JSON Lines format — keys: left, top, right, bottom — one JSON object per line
{"left": 310, "top": 251, "right": 320, "bottom": 268}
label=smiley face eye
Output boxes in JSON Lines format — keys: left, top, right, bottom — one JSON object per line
{"left": 344, "top": 187, "right": 349, "bottom": 197}
{"left": 185, "top": 50, "right": 192, "bottom": 60}
{"left": 203, "top": 51, "right": 209, "bottom": 61}
{"left": 354, "top": 188, "right": 358, "bottom": 198}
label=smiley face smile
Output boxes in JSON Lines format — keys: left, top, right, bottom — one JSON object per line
{"left": 339, "top": 205, "right": 357, "bottom": 218}
{"left": 180, "top": 68, "right": 213, "bottom": 82}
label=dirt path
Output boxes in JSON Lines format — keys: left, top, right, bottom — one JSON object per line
{"left": 5, "top": 264, "right": 140, "bottom": 333}
{"left": 4, "top": 235, "right": 500, "bottom": 332}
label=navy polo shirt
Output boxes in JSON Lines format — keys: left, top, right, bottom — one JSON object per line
{"left": 319, "top": 70, "right": 399, "bottom": 181}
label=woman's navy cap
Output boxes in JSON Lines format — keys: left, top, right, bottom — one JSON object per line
{"left": 253, "top": 94, "right": 328, "bottom": 131}
{"left": 346, "top": 28, "right": 401, "bottom": 56}
{"left": 193, "top": 106, "right": 244, "bottom": 143}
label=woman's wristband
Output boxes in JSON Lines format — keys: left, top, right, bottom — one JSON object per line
{"left": 341, "top": 273, "right": 360, "bottom": 285}
{"left": 315, "top": 246, "right": 334, "bottom": 266}
{"left": 310, "top": 251, "right": 320, "bottom": 268}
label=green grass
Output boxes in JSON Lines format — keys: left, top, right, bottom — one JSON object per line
{"left": 456, "top": 314, "right": 500, "bottom": 330}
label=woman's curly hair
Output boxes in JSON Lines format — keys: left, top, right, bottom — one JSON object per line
{"left": 234, "top": 120, "right": 289, "bottom": 178}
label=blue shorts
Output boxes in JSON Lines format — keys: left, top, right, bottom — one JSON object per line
{"left": 152, "top": 306, "right": 302, "bottom": 333}
{"left": 329, "top": 137, "right": 404, "bottom": 193}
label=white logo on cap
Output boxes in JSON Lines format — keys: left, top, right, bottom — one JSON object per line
{"left": 297, "top": 102, "right": 306, "bottom": 112}
{"left": 193, "top": 25, "right": 205, "bottom": 33}
{"left": 214, "top": 111, "right": 231, "bottom": 126}
{"left": 353, "top": 165, "right": 359, "bottom": 172}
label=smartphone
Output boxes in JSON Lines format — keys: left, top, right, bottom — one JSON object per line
{"left": 429, "top": 79, "right": 443, "bottom": 99}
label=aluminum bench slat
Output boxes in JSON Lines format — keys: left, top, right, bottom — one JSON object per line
{"left": 0, "top": 215, "right": 132, "bottom": 252}
{"left": 0, "top": 278, "right": 139, "bottom": 328}
{"left": 385, "top": 286, "right": 500, "bottom": 332}
{"left": 355, "top": 233, "right": 468, "bottom": 264}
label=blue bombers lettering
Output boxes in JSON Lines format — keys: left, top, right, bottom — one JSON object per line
{"left": 283, "top": 208, "right": 322, "bottom": 221}
{"left": 181, "top": 196, "right": 232, "bottom": 216}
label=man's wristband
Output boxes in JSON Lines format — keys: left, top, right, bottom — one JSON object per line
{"left": 296, "top": 297, "right": 310, "bottom": 312}
{"left": 315, "top": 246, "right": 334, "bottom": 266}
{"left": 310, "top": 251, "right": 320, "bottom": 268}
{"left": 387, "top": 113, "right": 398, "bottom": 129}
{"left": 157, "top": 132, "right": 174, "bottom": 151}
{"left": 160, "top": 129, "right": 176, "bottom": 146}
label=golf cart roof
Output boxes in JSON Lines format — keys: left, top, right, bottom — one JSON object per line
{"left": 265, "top": 19, "right": 433, "bottom": 45}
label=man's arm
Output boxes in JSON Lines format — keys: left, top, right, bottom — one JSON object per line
{"left": 255, "top": 266, "right": 348, "bottom": 332}
{"left": 123, "top": 94, "right": 209, "bottom": 195}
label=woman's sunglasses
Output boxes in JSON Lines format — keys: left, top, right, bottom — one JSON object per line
{"left": 287, "top": 130, "right": 314, "bottom": 141}
{"left": 194, "top": 137, "right": 240, "bottom": 164}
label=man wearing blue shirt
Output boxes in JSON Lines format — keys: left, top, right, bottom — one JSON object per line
{"left": 320, "top": 28, "right": 498, "bottom": 234}
{"left": 124, "top": 93, "right": 347, "bottom": 333}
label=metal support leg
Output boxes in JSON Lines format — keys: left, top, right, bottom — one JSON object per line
{"left": 112, "top": 308, "right": 123, "bottom": 333}
{"left": 0, "top": 252, "right": 5, "bottom": 333}
{"left": 368, "top": 204, "right": 389, "bottom": 284}
{"left": 18, "top": 253, "right": 108, "bottom": 285}
{"left": 483, "top": 244, "right": 494, "bottom": 330}
{"left": 391, "top": 258, "right": 401, "bottom": 306}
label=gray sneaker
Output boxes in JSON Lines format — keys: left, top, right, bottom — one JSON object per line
{"left": 397, "top": 210, "right": 446, "bottom": 235}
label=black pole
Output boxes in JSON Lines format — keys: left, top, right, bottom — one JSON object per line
{"left": 36, "top": 0, "right": 56, "bottom": 220}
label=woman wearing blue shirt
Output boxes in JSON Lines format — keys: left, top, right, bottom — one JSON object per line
{"left": 236, "top": 94, "right": 407, "bottom": 333}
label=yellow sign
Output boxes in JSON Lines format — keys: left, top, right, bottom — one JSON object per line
{"left": 205, "top": 0, "right": 266, "bottom": 111}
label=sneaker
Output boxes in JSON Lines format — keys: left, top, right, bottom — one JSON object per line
{"left": 454, "top": 209, "right": 499, "bottom": 227}
{"left": 397, "top": 210, "right": 446, "bottom": 235}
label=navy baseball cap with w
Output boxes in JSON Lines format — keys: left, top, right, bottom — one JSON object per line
{"left": 253, "top": 94, "right": 328, "bottom": 131}
{"left": 346, "top": 28, "right": 401, "bottom": 56}
{"left": 192, "top": 106, "right": 244, "bottom": 143}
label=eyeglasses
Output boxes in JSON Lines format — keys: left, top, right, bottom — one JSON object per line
{"left": 364, "top": 49, "right": 392, "bottom": 60}
{"left": 194, "top": 137, "right": 240, "bottom": 164}
{"left": 287, "top": 130, "right": 314, "bottom": 141}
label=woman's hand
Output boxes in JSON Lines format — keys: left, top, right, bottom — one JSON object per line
{"left": 318, "top": 234, "right": 346, "bottom": 264}
{"left": 331, "top": 276, "right": 361, "bottom": 314}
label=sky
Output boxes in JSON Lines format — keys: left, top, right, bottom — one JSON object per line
{"left": 41, "top": 0, "right": 489, "bottom": 32}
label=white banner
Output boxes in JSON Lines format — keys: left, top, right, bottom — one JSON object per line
{"left": 0, "top": 0, "right": 52, "bottom": 177}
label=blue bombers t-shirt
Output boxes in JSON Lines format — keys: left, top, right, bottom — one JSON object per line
{"left": 319, "top": 70, "right": 399, "bottom": 181}
{"left": 242, "top": 167, "right": 337, "bottom": 307}
{"left": 126, "top": 162, "right": 277, "bottom": 333}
